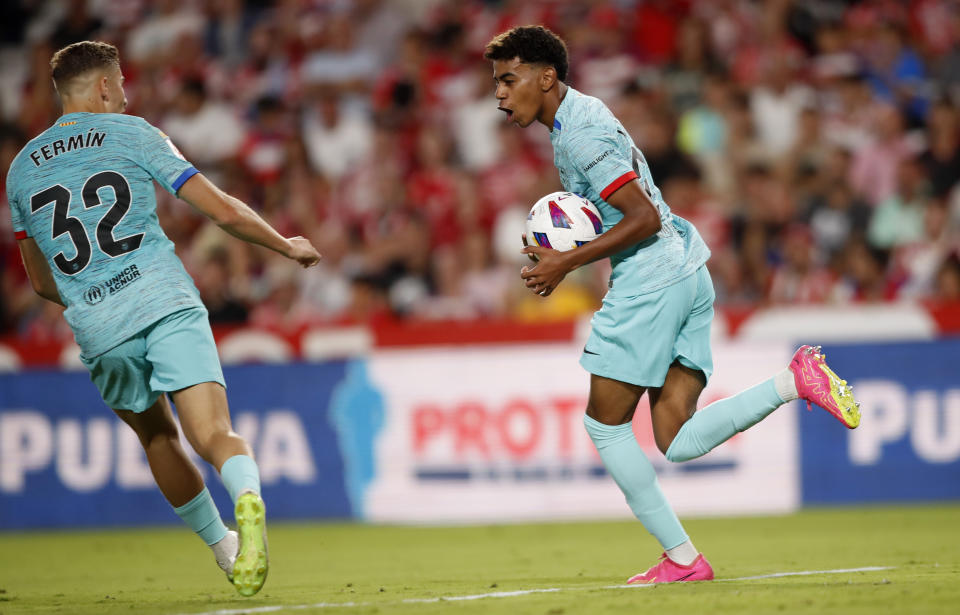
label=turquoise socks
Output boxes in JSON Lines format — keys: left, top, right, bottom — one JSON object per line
{"left": 220, "top": 454, "right": 261, "bottom": 503}
{"left": 173, "top": 487, "right": 228, "bottom": 545}
{"left": 172, "top": 455, "right": 262, "bottom": 546}
{"left": 665, "top": 377, "right": 785, "bottom": 462}
{"left": 584, "top": 415, "right": 689, "bottom": 550}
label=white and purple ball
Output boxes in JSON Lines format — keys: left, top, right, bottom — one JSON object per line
{"left": 524, "top": 191, "right": 604, "bottom": 255}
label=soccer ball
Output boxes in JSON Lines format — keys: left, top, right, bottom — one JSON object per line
{"left": 524, "top": 191, "right": 604, "bottom": 255}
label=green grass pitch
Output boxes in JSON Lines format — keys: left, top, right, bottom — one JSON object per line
{"left": 1, "top": 504, "right": 958, "bottom": 614}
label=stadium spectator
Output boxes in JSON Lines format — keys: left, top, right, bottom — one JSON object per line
{"left": 750, "top": 51, "right": 815, "bottom": 160}
{"left": 833, "top": 238, "right": 899, "bottom": 302}
{"left": 821, "top": 74, "right": 877, "bottom": 153}
{"left": 849, "top": 102, "right": 919, "bottom": 207}
{"left": 768, "top": 224, "right": 835, "bottom": 304}
{"left": 678, "top": 71, "right": 736, "bottom": 197}
{"left": 896, "top": 197, "right": 957, "bottom": 299}
{"left": 677, "top": 72, "right": 731, "bottom": 166}
{"left": 867, "top": 155, "right": 929, "bottom": 249}
{"left": 50, "top": 0, "right": 104, "bottom": 52}
{"left": 126, "top": 0, "right": 204, "bottom": 68}
{"left": 203, "top": 0, "right": 257, "bottom": 71}
{"left": 161, "top": 77, "right": 245, "bottom": 169}
{"left": 302, "top": 87, "right": 372, "bottom": 183}
{"left": 195, "top": 247, "right": 249, "bottom": 325}
{"left": 862, "top": 21, "right": 929, "bottom": 126}
{"left": 237, "top": 96, "right": 295, "bottom": 187}
{"left": 353, "top": 0, "right": 413, "bottom": 72}
{"left": 449, "top": 64, "right": 506, "bottom": 171}
{"left": 302, "top": 11, "right": 378, "bottom": 99}
{"left": 3, "top": 0, "right": 960, "bottom": 340}
{"left": 919, "top": 99, "right": 960, "bottom": 198}
{"left": 633, "top": 104, "right": 700, "bottom": 192}
{"left": 660, "top": 17, "right": 722, "bottom": 113}
{"left": 576, "top": 8, "right": 639, "bottom": 102}
{"left": 805, "top": 177, "right": 872, "bottom": 261}
{"left": 935, "top": 9, "right": 960, "bottom": 104}
{"left": 933, "top": 251, "right": 960, "bottom": 300}
{"left": 297, "top": 221, "right": 354, "bottom": 322}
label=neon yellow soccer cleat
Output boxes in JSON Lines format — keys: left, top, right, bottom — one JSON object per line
{"left": 232, "top": 491, "right": 269, "bottom": 597}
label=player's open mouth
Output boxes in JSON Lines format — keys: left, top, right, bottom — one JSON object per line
{"left": 498, "top": 107, "right": 513, "bottom": 120}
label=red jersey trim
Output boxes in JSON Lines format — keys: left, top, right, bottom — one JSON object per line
{"left": 600, "top": 171, "right": 639, "bottom": 201}
{"left": 14, "top": 230, "right": 27, "bottom": 240}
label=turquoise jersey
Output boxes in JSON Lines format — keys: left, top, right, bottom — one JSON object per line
{"left": 6, "top": 112, "right": 205, "bottom": 358}
{"left": 550, "top": 87, "right": 710, "bottom": 295}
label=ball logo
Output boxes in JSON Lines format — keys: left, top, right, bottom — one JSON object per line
{"left": 83, "top": 284, "right": 104, "bottom": 305}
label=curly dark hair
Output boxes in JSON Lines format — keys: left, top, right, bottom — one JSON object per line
{"left": 50, "top": 41, "right": 119, "bottom": 93}
{"left": 484, "top": 25, "right": 568, "bottom": 82}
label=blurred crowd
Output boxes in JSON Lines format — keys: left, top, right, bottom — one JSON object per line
{"left": 3, "top": 0, "right": 960, "bottom": 343}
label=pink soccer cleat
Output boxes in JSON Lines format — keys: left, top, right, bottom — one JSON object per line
{"left": 626, "top": 553, "right": 714, "bottom": 585}
{"left": 790, "top": 345, "right": 861, "bottom": 429}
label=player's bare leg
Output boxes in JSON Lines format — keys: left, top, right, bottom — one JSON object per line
{"left": 583, "top": 374, "right": 712, "bottom": 582}
{"left": 172, "top": 382, "right": 268, "bottom": 597}
{"left": 113, "top": 396, "right": 236, "bottom": 580}
{"left": 585, "top": 373, "right": 645, "bottom": 426}
{"left": 171, "top": 382, "right": 250, "bottom": 469}
{"left": 113, "top": 395, "right": 204, "bottom": 506}
{"left": 647, "top": 362, "right": 706, "bottom": 455}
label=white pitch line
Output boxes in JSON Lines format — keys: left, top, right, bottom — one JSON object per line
{"left": 175, "top": 566, "right": 894, "bottom": 615}
{"left": 722, "top": 566, "right": 893, "bottom": 582}
{"left": 401, "top": 587, "right": 564, "bottom": 603}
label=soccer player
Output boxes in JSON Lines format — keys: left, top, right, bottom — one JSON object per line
{"left": 5, "top": 41, "right": 321, "bottom": 596}
{"left": 485, "top": 26, "right": 861, "bottom": 584}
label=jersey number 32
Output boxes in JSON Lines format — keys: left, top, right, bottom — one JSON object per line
{"left": 29, "top": 171, "right": 144, "bottom": 275}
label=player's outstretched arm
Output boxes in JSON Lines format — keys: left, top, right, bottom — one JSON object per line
{"left": 177, "top": 173, "right": 321, "bottom": 267}
{"left": 17, "top": 237, "right": 65, "bottom": 306}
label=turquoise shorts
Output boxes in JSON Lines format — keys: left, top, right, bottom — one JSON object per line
{"left": 580, "top": 265, "right": 715, "bottom": 388}
{"left": 80, "top": 307, "right": 225, "bottom": 413}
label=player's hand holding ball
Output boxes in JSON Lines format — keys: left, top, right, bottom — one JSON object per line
{"left": 286, "top": 236, "right": 322, "bottom": 267}
{"left": 520, "top": 245, "right": 566, "bottom": 297}
{"left": 521, "top": 191, "right": 603, "bottom": 296}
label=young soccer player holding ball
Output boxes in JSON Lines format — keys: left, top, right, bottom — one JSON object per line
{"left": 485, "top": 26, "right": 860, "bottom": 584}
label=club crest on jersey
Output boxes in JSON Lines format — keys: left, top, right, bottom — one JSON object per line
{"left": 165, "top": 137, "right": 186, "bottom": 161}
